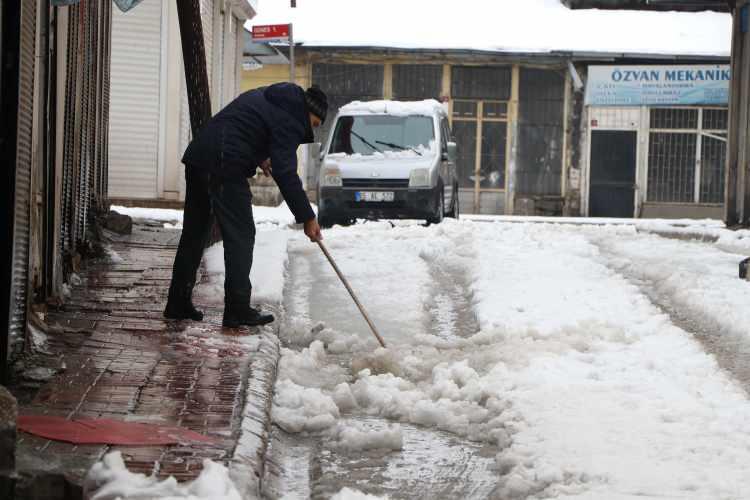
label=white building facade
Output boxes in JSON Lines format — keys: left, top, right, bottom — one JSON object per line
{"left": 108, "top": 0, "right": 257, "bottom": 203}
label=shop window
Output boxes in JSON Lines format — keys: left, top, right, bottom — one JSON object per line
{"left": 452, "top": 100, "right": 508, "bottom": 190}
{"left": 481, "top": 122, "right": 507, "bottom": 188}
{"left": 452, "top": 120, "right": 478, "bottom": 189}
{"left": 647, "top": 107, "right": 727, "bottom": 204}
{"left": 452, "top": 101, "right": 477, "bottom": 118}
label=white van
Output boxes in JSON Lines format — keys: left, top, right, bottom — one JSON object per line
{"left": 317, "top": 100, "right": 459, "bottom": 227}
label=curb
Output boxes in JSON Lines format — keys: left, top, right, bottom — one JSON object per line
{"left": 229, "top": 324, "right": 280, "bottom": 500}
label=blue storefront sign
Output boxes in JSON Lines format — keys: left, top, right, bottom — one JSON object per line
{"left": 584, "top": 65, "right": 730, "bottom": 107}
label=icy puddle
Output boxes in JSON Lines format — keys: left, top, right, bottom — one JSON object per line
{"left": 264, "top": 220, "right": 750, "bottom": 499}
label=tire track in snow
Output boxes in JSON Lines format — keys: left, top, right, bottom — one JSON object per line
{"left": 592, "top": 236, "right": 750, "bottom": 396}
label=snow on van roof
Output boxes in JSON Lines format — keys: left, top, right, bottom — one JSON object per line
{"left": 339, "top": 100, "right": 446, "bottom": 116}
{"left": 247, "top": 0, "right": 730, "bottom": 57}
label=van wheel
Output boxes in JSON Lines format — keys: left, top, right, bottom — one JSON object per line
{"left": 427, "top": 189, "right": 444, "bottom": 225}
{"left": 319, "top": 215, "right": 334, "bottom": 228}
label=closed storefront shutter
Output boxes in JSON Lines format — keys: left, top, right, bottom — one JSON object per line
{"left": 108, "top": 0, "right": 162, "bottom": 199}
{"left": 225, "top": 16, "right": 237, "bottom": 103}
{"left": 9, "top": 0, "right": 38, "bottom": 349}
{"left": 201, "top": 0, "right": 214, "bottom": 98}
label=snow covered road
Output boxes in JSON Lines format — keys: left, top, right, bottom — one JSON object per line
{"left": 262, "top": 218, "right": 750, "bottom": 500}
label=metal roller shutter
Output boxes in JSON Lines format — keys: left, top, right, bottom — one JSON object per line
{"left": 224, "top": 15, "right": 237, "bottom": 103}
{"left": 78, "top": 0, "right": 96, "bottom": 242}
{"left": 61, "top": 6, "right": 79, "bottom": 253}
{"left": 201, "top": 0, "right": 214, "bottom": 96}
{"left": 108, "top": 0, "right": 162, "bottom": 199}
{"left": 96, "top": 0, "right": 113, "bottom": 209}
{"left": 9, "top": 0, "right": 38, "bottom": 350}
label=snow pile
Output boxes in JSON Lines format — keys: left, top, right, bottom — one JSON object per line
{"left": 110, "top": 205, "right": 183, "bottom": 223}
{"left": 272, "top": 340, "right": 350, "bottom": 433}
{"left": 196, "top": 227, "right": 293, "bottom": 305}
{"left": 248, "top": 0, "right": 730, "bottom": 56}
{"left": 273, "top": 379, "right": 341, "bottom": 433}
{"left": 111, "top": 202, "right": 312, "bottom": 229}
{"left": 253, "top": 201, "right": 317, "bottom": 226}
{"left": 331, "top": 422, "right": 403, "bottom": 451}
{"left": 84, "top": 451, "right": 241, "bottom": 500}
{"left": 330, "top": 488, "right": 388, "bottom": 500}
{"left": 339, "top": 99, "right": 444, "bottom": 117}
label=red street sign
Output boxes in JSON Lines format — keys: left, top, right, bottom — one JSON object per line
{"left": 252, "top": 24, "right": 290, "bottom": 42}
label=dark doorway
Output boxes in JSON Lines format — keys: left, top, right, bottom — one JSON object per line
{"left": 589, "top": 130, "right": 637, "bottom": 218}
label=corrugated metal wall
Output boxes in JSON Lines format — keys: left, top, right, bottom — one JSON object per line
{"left": 108, "top": 0, "right": 162, "bottom": 199}
{"left": 8, "top": 0, "right": 38, "bottom": 352}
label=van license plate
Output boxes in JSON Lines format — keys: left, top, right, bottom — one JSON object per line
{"left": 356, "top": 191, "right": 394, "bottom": 202}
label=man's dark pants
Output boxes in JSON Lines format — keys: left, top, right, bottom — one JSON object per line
{"left": 168, "top": 164, "right": 256, "bottom": 309}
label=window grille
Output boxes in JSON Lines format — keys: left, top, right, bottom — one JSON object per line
{"left": 650, "top": 108, "right": 698, "bottom": 129}
{"left": 647, "top": 107, "right": 727, "bottom": 204}
{"left": 703, "top": 108, "right": 728, "bottom": 131}
{"left": 647, "top": 132, "right": 696, "bottom": 203}
{"left": 701, "top": 136, "right": 726, "bottom": 204}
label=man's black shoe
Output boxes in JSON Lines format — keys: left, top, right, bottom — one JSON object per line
{"left": 164, "top": 301, "right": 204, "bottom": 321}
{"left": 223, "top": 306, "right": 274, "bottom": 328}
{"left": 164, "top": 283, "right": 204, "bottom": 321}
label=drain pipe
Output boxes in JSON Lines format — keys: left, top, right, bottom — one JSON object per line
{"left": 567, "top": 60, "right": 584, "bottom": 92}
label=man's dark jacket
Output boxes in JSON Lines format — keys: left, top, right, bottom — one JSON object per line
{"left": 182, "top": 82, "right": 316, "bottom": 223}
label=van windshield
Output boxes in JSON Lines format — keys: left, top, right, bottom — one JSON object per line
{"left": 329, "top": 115, "right": 435, "bottom": 156}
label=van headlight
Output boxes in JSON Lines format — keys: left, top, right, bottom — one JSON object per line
{"left": 322, "top": 167, "right": 342, "bottom": 187}
{"left": 409, "top": 168, "right": 430, "bottom": 188}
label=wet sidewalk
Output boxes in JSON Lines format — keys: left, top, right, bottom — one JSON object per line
{"left": 13, "top": 222, "right": 279, "bottom": 499}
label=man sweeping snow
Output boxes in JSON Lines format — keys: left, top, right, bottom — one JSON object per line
{"left": 164, "top": 82, "right": 327, "bottom": 327}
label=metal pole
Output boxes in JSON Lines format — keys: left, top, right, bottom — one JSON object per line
{"left": 289, "top": 23, "right": 295, "bottom": 83}
{"left": 316, "top": 240, "right": 387, "bottom": 348}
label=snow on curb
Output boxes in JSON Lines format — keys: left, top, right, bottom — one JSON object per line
{"left": 330, "top": 487, "right": 388, "bottom": 500}
{"left": 84, "top": 451, "right": 242, "bottom": 500}
{"left": 229, "top": 331, "right": 281, "bottom": 499}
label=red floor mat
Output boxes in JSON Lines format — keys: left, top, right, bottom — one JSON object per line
{"left": 18, "top": 415, "right": 216, "bottom": 445}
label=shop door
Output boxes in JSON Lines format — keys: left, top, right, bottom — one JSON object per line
{"left": 589, "top": 130, "right": 637, "bottom": 218}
